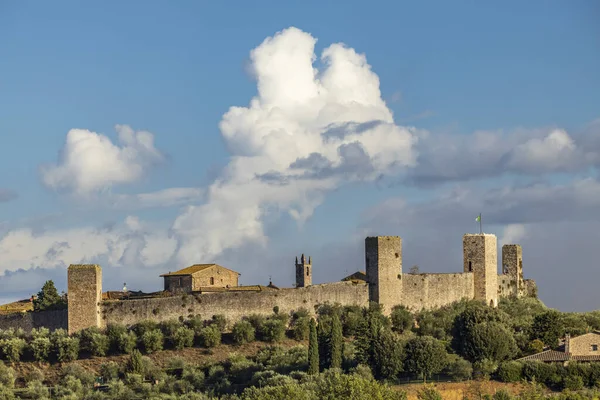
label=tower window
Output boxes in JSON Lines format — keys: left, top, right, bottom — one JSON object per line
{"left": 468, "top": 261, "right": 473, "bottom": 272}
{"left": 307, "top": 267, "right": 310, "bottom": 276}
{"left": 210, "top": 277, "right": 214, "bottom": 285}
{"left": 592, "top": 344, "right": 598, "bottom": 352}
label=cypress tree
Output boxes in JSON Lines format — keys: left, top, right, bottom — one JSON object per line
{"left": 330, "top": 312, "right": 343, "bottom": 369}
{"left": 308, "top": 318, "right": 319, "bottom": 375}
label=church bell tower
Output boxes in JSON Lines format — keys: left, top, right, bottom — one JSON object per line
{"left": 295, "top": 254, "right": 312, "bottom": 287}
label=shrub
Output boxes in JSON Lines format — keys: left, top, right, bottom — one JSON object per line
{"left": 160, "top": 319, "right": 182, "bottom": 347}
{"left": 260, "top": 319, "right": 286, "bottom": 343}
{"left": 245, "top": 314, "right": 266, "bottom": 331}
{"left": 473, "top": 358, "right": 498, "bottom": 380}
{"left": 128, "top": 349, "right": 145, "bottom": 375}
{"left": 106, "top": 324, "right": 127, "bottom": 353}
{"left": 391, "top": 305, "right": 413, "bottom": 333}
{"left": 141, "top": 329, "right": 164, "bottom": 353}
{"left": 29, "top": 336, "right": 52, "bottom": 362}
{"left": 444, "top": 354, "right": 473, "bottom": 381}
{"left": 30, "top": 327, "right": 50, "bottom": 340}
{"left": 116, "top": 331, "right": 137, "bottom": 354}
{"left": 232, "top": 320, "right": 255, "bottom": 345}
{"left": 199, "top": 325, "right": 221, "bottom": 348}
{"left": 0, "top": 361, "right": 15, "bottom": 388}
{"left": 100, "top": 361, "right": 120, "bottom": 381}
{"left": 497, "top": 361, "right": 523, "bottom": 383}
{"left": 79, "top": 327, "right": 109, "bottom": 357}
{"left": 173, "top": 327, "right": 194, "bottom": 350}
{"left": 132, "top": 320, "right": 159, "bottom": 337}
{"left": 493, "top": 389, "right": 514, "bottom": 400}
{"left": 342, "top": 306, "right": 364, "bottom": 337}
{"left": 185, "top": 315, "right": 204, "bottom": 333}
{"left": 61, "top": 363, "right": 95, "bottom": 386}
{"left": 211, "top": 315, "right": 227, "bottom": 332}
{"left": 0, "top": 338, "right": 26, "bottom": 362}
{"left": 51, "top": 331, "right": 80, "bottom": 362}
{"left": 25, "top": 380, "right": 49, "bottom": 399}
{"left": 24, "top": 367, "right": 44, "bottom": 383}
{"left": 291, "top": 316, "right": 310, "bottom": 341}
{"left": 564, "top": 375, "right": 585, "bottom": 391}
{"left": 417, "top": 385, "right": 443, "bottom": 400}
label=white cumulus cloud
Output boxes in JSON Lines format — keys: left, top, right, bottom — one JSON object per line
{"left": 40, "top": 124, "right": 164, "bottom": 195}
{"left": 171, "top": 27, "right": 419, "bottom": 264}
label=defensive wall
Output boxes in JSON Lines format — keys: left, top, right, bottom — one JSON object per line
{"left": 101, "top": 281, "right": 369, "bottom": 328}
{"left": 0, "top": 233, "right": 537, "bottom": 334}
{"left": 401, "top": 273, "right": 474, "bottom": 312}
{"left": 0, "top": 308, "right": 67, "bottom": 332}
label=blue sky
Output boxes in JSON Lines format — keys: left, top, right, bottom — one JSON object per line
{"left": 0, "top": 1, "right": 599, "bottom": 311}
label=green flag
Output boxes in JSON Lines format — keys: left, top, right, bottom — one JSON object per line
{"left": 475, "top": 215, "right": 481, "bottom": 222}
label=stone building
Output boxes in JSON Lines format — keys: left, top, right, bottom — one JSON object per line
{"left": 518, "top": 332, "right": 600, "bottom": 364}
{"left": 160, "top": 264, "right": 240, "bottom": 293}
{"left": 9, "top": 232, "right": 537, "bottom": 334}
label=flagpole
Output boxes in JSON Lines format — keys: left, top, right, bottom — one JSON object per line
{"left": 479, "top": 213, "right": 482, "bottom": 234}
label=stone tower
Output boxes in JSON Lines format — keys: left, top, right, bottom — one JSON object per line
{"left": 295, "top": 254, "right": 312, "bottom": 287}
{"left": 463, "top": 234, "right": 498, "bottom": 307}
{"left": 365, "top": 236, "right": 402, "bottom": 315}
{"left": 502, "top": 244, "right": 524, "bottom": 297}
{"left": 67, "top": 264, "right": 103, "bottom": 334}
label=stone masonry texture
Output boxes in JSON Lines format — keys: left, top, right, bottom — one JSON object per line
{"left": 365, "top": 236, "right": 402, "bottom": 315}
{"left": 68, "top": 264, "right": 103, "bottom": 334}
{"left": 295, "top": 255, "right": 312, "bottom": 287}
{"left": 463, "top": 234, "right": 498, "bottom": 307}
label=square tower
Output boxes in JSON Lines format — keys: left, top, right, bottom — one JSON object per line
{"left": 295, "top": 254, "right": 312, "bottom": 287}
{"left": 502, "top": 244, "right": 524, "bottom": 297}
{"left": 463, "top": 234, "right": 498, "bottom": 307}
{"left": 68, "top": 264, "right": 103, "bottom": 334}
{"left": 365, "top": 236, "right": 402, "bottom": 315}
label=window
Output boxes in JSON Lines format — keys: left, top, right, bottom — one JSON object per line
{"left": 307, "top": 267, "right": 310, "bottom": 276}
{"left": 468, "top": 261, "right": 473, "bottom": 272}
{"left": 210, "top": 277, "right": 214, "bottom": 285}
{"left": 178, "top": 278, "right": 182, "bottom": 286}
{"left": 592, "top": 344, "right": 598, "bottom": 352}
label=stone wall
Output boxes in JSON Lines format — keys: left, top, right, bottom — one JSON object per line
{"left": 0, "top": 309, "right": 67, "bottom": 332}
{"left": 191, "top": 266, "right": 239, "bottom": 290}
{"left": 498, "top": 274, "right": 516, "bottom": 298}
{"left": 502, "top": 244, "right": 524, "bottom": 297}
{"left": 68, "top": 264, "right": 103, "bottom": 334}
{"left": 402, "top": 273, "right": 474, "bottom": 312}
{"left": 164, "top": 275, "right": 193, "bottom": 293}
{"left": 568, "top": 333, "right": 600, "bottom": 356}
{"left": 102, "top": 281, "right": 369, "bottom": 328}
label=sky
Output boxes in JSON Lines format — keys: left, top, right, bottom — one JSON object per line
{"left": 0, "top": 1, "right": 599, "bottom": 312}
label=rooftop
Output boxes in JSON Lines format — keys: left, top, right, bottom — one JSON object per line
{"left": 160, "top": 264, "right": 240, "bottom": 277}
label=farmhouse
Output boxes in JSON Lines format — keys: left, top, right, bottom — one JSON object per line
{"left": 519, "top": 332, "right": 600, "bottom": 364}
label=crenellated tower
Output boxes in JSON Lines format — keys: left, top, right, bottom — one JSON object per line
{"left": 295, "top": 254, "right": 312, "bottom": 287}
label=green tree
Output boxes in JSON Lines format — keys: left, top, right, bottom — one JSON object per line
{"left": 308, "top": 318, "right": 319, "bottom": 375}
{"left": 404, "top": 336, "right": 448, "bottom": 383}
{"left": 354, "top": 303, "right": 386, "bottom": 369}
{"left": 330, "top": 312, "right": 343, "bottom": 369}
{"left": 391, "top": 305, "right": 413, "bottom": 333}
{"left": 232, "top": 320, "right": 256, "bottom": 345}
{"left": 463, "top": 321, "right": 517, "bottom": 362}
{"left": 33, "top": 280, "right": 65, "bottom": 312}
{"left": 530, "top": 310, "right": 564, "bottom": 348}
{"left": 373, "top": 330, "right": 405, "bottom": 380}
